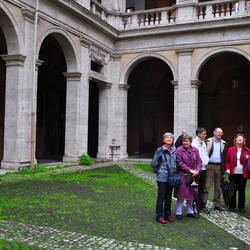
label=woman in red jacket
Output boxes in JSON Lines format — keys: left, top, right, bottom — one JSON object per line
{"left": 225, "top": 134, "right": 250, "bottom": 212}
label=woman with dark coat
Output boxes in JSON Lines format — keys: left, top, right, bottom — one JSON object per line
{"left": 174, "top": 134, "right": 202, "bottom": 220}
{"left": 225, "top": 134, "right": 250, "bottom": 212}
{"left": 151, "top": 132, "right": 177, "bottom": 224}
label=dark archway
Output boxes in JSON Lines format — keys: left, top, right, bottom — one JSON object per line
{"left": 0, "top": 26, "right": 7, "bottom": 163}
{"left": 198, "top": 52, "right": 250, "bottom": 147}
{"left": 36, "top": 35, "right": 66, "bottom": 161}
{"left": 127, "top": 58, "right": 174, "bottom": 155}
{"left": 88, "top": 81, "right": 99, "bottom": 158}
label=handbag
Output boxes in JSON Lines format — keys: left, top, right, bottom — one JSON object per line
{"left": 183, "top": 152, "right": 200, "bottom": 186}
{"left": 183, "top": 173, "right": 193, "bottom": 186}
{"left": 168, "top": 173, "right": 182, "bottom": 187}
{"left": 163, "top": 151, "right": 182, "bottom": 187}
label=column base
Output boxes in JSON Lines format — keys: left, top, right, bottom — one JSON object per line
{"left": 0, "top": 160, "right": 36, "bottom": 170}
{"left": 63, "top": 155, "right": 79, "bottom": 163}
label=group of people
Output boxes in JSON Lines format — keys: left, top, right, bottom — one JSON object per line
{"left": 151, "top": 127, "right": 249, "bottom": 224}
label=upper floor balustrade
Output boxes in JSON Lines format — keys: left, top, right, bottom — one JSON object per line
{"left": 90, "top": 0, "right": 249, "bottom": 30}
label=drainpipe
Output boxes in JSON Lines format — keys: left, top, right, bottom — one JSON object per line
{"left": 31, "top": 0, "right": 39, "bottom": 168}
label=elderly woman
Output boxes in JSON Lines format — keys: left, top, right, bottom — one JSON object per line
{"left": 174, "top": 134, "right": 202, "bottom": 220}
{"left": 151, "top": 132, "right": 177, "bottom": 224}
{"left": 225, "top": 134, "right": 250, "bottom": 212}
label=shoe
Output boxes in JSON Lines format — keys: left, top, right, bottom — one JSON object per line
{"left": 176, "top": 215, "right": 183, "bottom": 220}
{"left": 214, "top": 206, "right": 224, "bottom": 211}
{"left": 187, "top": 213, "right": 198, "bottom": 218}
{"left": 200, "top": 207, "right": 210, "bottom": 214}
{"left": 156, "top": 218, "right": 166, "bottom": 224}
{"left": 165, "top": 216, "right": 175, "bottom": 222}
{"left": 239, "top": 209, "right": 246, "bottom": 213}
{"left": 229, "top": 208, "right": 235, "bottom": 212}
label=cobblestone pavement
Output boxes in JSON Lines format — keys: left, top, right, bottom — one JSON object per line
{"left": 0, "top": 162, "right": 249, "bottom": 249}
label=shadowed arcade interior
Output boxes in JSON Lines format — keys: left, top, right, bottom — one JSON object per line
{"left": 36, "top": 35, "right": 67, "bottom": 162}
{"left": 127, "top": 58, "right": 174, "bottom": 156}
{"left": 198, "top": 52, "right": 250, "bottom": 147}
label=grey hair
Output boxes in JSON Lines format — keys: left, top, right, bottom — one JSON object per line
{"left": 182, "top": 134, "right": 192, "bottom": 142}
{"left": 162, "top": 132, "right": 175, "bottom": 141}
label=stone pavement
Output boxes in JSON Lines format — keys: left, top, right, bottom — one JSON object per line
{"left": 0, "top": 162, "right": 249, "bottom": 249}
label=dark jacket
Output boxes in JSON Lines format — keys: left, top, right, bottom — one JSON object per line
{"left": 151, "top": 146, "right": 177, "bottom": 182}
{"left": 174, "top": 135, "right": 183, "bottom": 148}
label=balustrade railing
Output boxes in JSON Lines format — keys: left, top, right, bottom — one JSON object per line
{"left": 121, "top": 7, "right": 176, "bottom": 29}
{"left": 89, "top": 0, "right": 248, "bottom": 30}
{"left": 196, "top": 0, "right": 238, "bottom": 19}
{"left": 90, "top": 0, "right": 109, "bottom": 22}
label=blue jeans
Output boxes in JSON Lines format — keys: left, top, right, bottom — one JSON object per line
{"left": 156, "top": 181, "right": 173, "bottom": 219}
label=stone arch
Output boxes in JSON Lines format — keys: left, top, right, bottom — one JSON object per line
{"left": 192, "top": 47, "right": 250, "bottom": 80}
{"left": 0, "top": 3, "right": 23, "bottom": 54}
{"left": 120, "top": 52, "right": 177, "bottom": 85}
{"left": 37, "top": 27, "right": 79, "bottom": 72}
{"left": 195, "top": 47, "right": 250, "bottom": 143}
{"left": 125, "top": 53, "right": 175, "bottom": 155}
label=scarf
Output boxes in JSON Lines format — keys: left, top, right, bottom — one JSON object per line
{"left": 234, "top": 146, "right": 246, "bottom": 166}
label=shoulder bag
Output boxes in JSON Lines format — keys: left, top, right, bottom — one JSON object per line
{"left": 163, "top": 151, "right": 182, "bottom": 187}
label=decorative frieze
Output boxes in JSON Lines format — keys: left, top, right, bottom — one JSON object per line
{"left": 89, "top": 46, "right": 108, "bottom": 65}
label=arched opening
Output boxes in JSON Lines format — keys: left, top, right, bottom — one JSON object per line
{"left": 127, "top": 58, "right": 174, "bottom": 156}
{"left": 0, "top": 26, "right": 7, "bottom": 164}
{"left": 198, "top": 52, "right": 250, "bottom": 146}
{"left": 36, "top": 35, "right": 66, "bottom": 162}
{"left": 88, "top": 81, "right": 99, "bottom": 158}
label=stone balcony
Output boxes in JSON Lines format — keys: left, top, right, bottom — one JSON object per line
{"left": 90, "top": 0, "right": 249, "bottom": 30}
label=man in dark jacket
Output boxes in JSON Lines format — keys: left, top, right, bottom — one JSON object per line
{"left": 174, "top": 130, "right": 186, "bottom": 148}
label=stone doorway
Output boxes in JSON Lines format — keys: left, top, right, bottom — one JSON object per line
{"left": 0, "top": 26, "right": 7, "bottom": 163}
{"left": 88, "top": 81, "right": 99, "bottom": 158}
{"left": 127, "top": 58, "right": 174, "bottom": 155}
{"left": 198, "top": 52, "right": 250, "bottom": 147}
{"left": 36, "top": 35, "right": 66, "bottom": 161}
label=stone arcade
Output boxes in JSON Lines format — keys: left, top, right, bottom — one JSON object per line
{"left": 1, "top": 0, "right": 250, "bottom": 169}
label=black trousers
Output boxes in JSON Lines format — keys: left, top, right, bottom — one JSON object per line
{"left": 229, "top": 174, "right": 247, "bottom": 210}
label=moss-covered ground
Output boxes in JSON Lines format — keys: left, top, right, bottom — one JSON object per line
{"left": 0, "top": 163, "right": 249, "bottom": 249}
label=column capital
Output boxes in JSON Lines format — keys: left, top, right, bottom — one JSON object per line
{"left": 36, "top": 60, "right": 44, "bottom": 70}
{"left": 191, "top": 79, "right": 201, "bottom": 88}
{"left": 171, "top": 80, "right": 179, "bottom": 89}
{"left": 176, "top": 48, "right": 194, "bottom": 55}
{"left": 118, "top": 84, "right": 130, "bottom": 91}
{"left": 22, "top": 8, "right": 35, "bottom": 24}
{"left": 63, "top": 72, "right": 82, "bottom": 81}
{"left": 110, "top": 53, "right": 122, "bottom": 61}
{"left": 96, "top": 82, "right": 112, "bottom": 89}
{"left": 80, "top": 36, "right": 92, "bottom": 48}
{"left": 0, "top": 54, "right": 26, "bottom": 66}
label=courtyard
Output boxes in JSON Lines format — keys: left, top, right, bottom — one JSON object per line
{"left": 0, "top": 162, "right": 249, "bottom": 249}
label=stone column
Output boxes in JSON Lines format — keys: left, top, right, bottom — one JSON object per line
{"left": 0, "top": 54, "right": 27, "bottom": 169}
{"left": 190, "top": 79, "right": 201, "bottom": 134}
{"left": 174, "top": 49, "right": 197, "bottom": 137}
{"left": 117, "top": 84, "right": 130, "bottom": 159}
{"left": 63, "top": 72, "right": 84, "bottom": 163}
{"left": 96, "top": 82, "right": 112, "bottom": 159}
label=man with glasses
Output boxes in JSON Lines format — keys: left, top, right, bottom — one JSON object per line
{"left": 192, "top": 127, "right": 210, "bottom": 214}
{"left": 204, "top": 128, "right": 228, "bottom": 211}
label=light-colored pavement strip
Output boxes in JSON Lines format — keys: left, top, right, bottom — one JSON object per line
{"left": 0, "top": 220, "right": 173, "bottom": 250}
{"left": 0, "top": 162, "right": 249, "bottom": 249}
